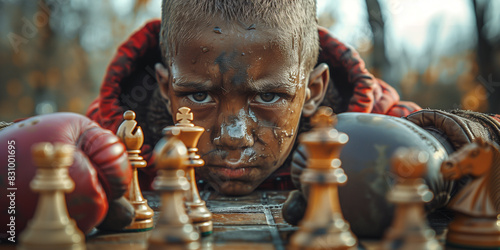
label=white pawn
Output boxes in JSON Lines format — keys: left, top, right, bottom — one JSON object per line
{"left": 148, "top": 136, "right": 200, "bottom": 250}
{"left": 382, "top": 148, "right": 441, "bottom": 250}
{"left": 289, "top": 107, "right": 357, "bottom": 250}
{"left": 18, "top": 142, "right": 85, "bottom": 250}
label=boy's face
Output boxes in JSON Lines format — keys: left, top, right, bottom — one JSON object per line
{"left": 160, "top": 22, "right": 312, "bottom": 195}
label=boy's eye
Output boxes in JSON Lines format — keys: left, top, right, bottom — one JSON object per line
{"left": 255, "top": 93, "right": 280, "bottom": 104}
{"left": 187, "top": 92, "right": 213, "bottom": 103}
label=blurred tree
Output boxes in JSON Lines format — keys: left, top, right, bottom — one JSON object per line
{"left": 472, "top": 0, "right": 500, "bottom": 113}
{"left": 365, "top": 0, "right": 388, "bottom": 78}
{"left": 0, "top": 0, "right": 161, "bottom": 122}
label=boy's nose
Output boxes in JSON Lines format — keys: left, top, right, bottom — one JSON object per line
{"left": 214, "top": 114, "right": 255, "bottom": 149}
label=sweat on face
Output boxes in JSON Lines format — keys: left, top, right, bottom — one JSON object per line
{"left": 157, "top": 20, "right": 322, "bottom": 195}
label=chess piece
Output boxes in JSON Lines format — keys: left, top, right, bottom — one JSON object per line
{"left": 148, "top": 135, "right": 200, "bottom": 250}
{"left": 18, "top": 143, "right": 86, "bottom": 250}
{"left": 440, "top": 138, "right": 500, "bottom": 249}
{"left": 285, "top": 112, "right": 453, "bottom": 238}
{"left": 0, "top": 113, "right": 133, "bottom": 234}
{"left": 116, "top": 110, "right": 154, "bottom": 230}
{"left": 289, "top": 107, "right": 357, "bottom": 250}
{"left": 165, "top": 107, "right": 213, "bottom": 236}
{"left": 382, "top": 148, "right": 441, "bottom": 250}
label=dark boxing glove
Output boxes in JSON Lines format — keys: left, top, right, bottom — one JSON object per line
{"left": 285, "top": 109, "right": 500, "bottom": 238}
{"left": 284, "top": 112, "right": 453, "bottom": 238}
{"left": 0, "top": 112, "right": 133, "bottom": 238}
{"left": 405, "top": 109, "right": 500, "bottom": 151}
{"left": 404, "top": 109, "right": 500, "bottom": 197}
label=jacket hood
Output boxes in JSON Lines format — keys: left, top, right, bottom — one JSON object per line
{"left": 88, "top": 20, "right": 419, "bottom": 134}
{"left": 86, "top": 20, "right": 421, "bottom": 189}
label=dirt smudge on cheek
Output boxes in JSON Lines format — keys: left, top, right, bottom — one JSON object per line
{"left": 243, "top": 147, "right": 257, "bottom": 163}
{"left": 248, "top": 108, "right": 258, "bottom": 123}
{"left": 252, "top": 118, "right": 280, "bottom": 158}
{"left": 272, "top": 127, "right": 296, "bottom": 154}
{"left": 252, "top": 103, "right": 297, "bottom": 161}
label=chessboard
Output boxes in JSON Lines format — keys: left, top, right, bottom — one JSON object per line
{"left": 10, "top": 108, "right": 482, "bottom": 250}
{"left": 1, "top": 189, "right": 449, "bottom": 250}
{"left": 86, "top": 190, "right": 294, "bottom": 250}
{"left": 81, "top": 190, "right": 446, "bottom": 250}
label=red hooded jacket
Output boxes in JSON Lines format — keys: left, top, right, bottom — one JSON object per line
{"left": 86, "top": 20, "right": 422, "bottom": 190}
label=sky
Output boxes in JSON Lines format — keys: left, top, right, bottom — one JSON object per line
{"left": 82, "top": 0, "right": 500, "bottom": 61}
{"left": 1, "top": 0, "right": 499, "bottom": 119}
{"left": 317, "top": 0, "right": 478, "bottom": 60}
{"left": 314, "top": 0, "right": 500, "bottom": 88}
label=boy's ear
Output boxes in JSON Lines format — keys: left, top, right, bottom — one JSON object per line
{"left": 155, "top": 62, "right": 170, "bottom": 97}
{"left": 303, "top": 63, "right": 330, "bottom": 117}
{"left": 155, "top": 62, "right": 172, "bottom": 114}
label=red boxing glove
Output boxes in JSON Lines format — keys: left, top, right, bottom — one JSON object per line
{"left": 0, "top": 112, "right": 133, "bottom": 237}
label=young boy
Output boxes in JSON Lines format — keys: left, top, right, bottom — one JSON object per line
{"left": 3, "top": 0, "right": 500, "bottom": 239}
{"left": 3, "top": 0, "right": 424, "bottom": 238}
{"left": 87, "top": 0, "right": 423, "bottom": 195}
{"left": 86, "top": 0, "right": 500, "bottom": 236}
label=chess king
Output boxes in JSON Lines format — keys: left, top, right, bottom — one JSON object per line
{"left": 2, "top": 0, "right": 500, "bottom": 240}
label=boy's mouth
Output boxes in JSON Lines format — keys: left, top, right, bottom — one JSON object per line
{"left": 212, "top": 166, "right": 248, "bottom": 179}
{"left": 206, "top": 163, "right": 259, "bottom": 181}
{"left": 201, "top": 149, "right": 260, "bottom": 179}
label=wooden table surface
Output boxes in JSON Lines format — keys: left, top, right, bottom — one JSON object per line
{"left": 87, "top": 190, "right": 296, "bottom": 250}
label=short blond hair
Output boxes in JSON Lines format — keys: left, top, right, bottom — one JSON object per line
{"left": 160, "top": 0, "right": 319, "bottom": 73}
